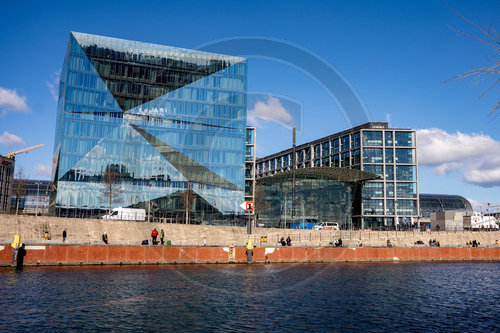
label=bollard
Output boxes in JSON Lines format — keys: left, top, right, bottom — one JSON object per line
{"left": 246, "top": 248, "right": 253, "bottom": 264}
{"left": 16, "top": 244, "right": 26, "bottom": 271}
{"left": 11, "top": 232, "right": 22, "bottom": 267}
{"left": 246, "top": 238, "right": 253, "bottom": 264}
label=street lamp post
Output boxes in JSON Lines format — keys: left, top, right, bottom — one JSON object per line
{"left": 148, "top": 182, "right": 151, "bottom": 223}
{"left": 36, "top": 181, "right": 40, "bottom": 216}
{"left": 394, "top": 199, "right": 398, "bottom": 232}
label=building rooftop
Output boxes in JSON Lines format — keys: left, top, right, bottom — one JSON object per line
{"left": 257, "top": 122, "right": 412, "bottom": 161}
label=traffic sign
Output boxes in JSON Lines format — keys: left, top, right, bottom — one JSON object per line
{"left": 240, "top": 201, "right": 254, "bottom": 211}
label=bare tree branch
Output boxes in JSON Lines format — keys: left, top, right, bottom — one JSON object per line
{"left": 445, "top": 3, "right": 500, "bottom": 114}
{"left": 99, "top": 165, "right": 123, "bottom": 219}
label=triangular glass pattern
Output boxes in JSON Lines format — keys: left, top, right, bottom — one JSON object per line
{"left": 60, "top": 34, "right": 123, "bottom": 116}
{"left": 72, "top": 32, "right": 245, "bottom": 111}
{"left": 129, "top": 123, "right": 239, "bottom": 191}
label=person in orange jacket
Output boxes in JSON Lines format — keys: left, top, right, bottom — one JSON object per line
{"left": 151, "top": 228, "right": 159, "bottom": 244}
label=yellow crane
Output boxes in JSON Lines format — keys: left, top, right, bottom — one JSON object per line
{"left": 7, "top": 144, "right": 45, "bottom": 159}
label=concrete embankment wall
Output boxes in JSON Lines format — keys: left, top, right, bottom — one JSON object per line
{"left": 1, "top": 214, "right": 500, "bottom": 248}
{"left": 1, "top": 245, "right": 499, "bottom": 266}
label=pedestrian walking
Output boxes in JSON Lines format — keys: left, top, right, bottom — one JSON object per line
{"left": 63, "top": 229, "right": 67, "bottom": 242}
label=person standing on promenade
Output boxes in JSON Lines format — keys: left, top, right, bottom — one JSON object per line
{"left": 151, "top": 228, "right": 159, "bottom": 245}
{"left": 160, "top": 229, "right": 165, "bottom": 245}
{"left": 63, "top": 229, "right": 67, "bottom": 242}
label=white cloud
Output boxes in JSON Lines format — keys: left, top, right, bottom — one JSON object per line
{"left": 0, "top": 87, "right": 29, "bottom": 114}
{"left": 248, "top": 96, "right": 294, "bottom": 128}
{"left": 466, "top": 198, "right": 500, "bottom": 212}
{"left": 33, "top": 164, "right": 52, "bottom": 178}
{"left": 46, "top": 70, "right": 60, "bottom": 101}
{"left": 0, "top": 131, "right": 25, "bottom": 148}
{"left": 417, "top": 128, "right": 500, "bottom": 187}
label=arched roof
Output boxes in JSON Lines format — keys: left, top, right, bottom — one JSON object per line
{"left": 419, "top": 193, "right": 473, "bottom": 217}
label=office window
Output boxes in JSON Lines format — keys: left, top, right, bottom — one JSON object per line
{"left": 362, "top": 131, "right": 383, "bottom": 146}
{"left": 341, "top": 152, "right": 350, "bottom": 167}
{"left": 386, "top": 199, "right": 394, "bottom": 215}
{"left": 385, "top": 165, "right": 394, "bottom": 180}
{"left": 395, "top": 148, "right": 414, "bottom": 164}
{"left": 396, "top": 182, "right": 416, "bottom": 198}
{"left": 352, "top": 132, "right": 360, "bottom": 148}
{"left": 396, "top": 165, "right": 415, "bottom": 181}
{"left": 385, "top": 148, "right": 393, "bottom": 163}
{"left": 363, "top": 199, "right": 384, "bottom": 215}
{"left": 351, "top": 149, "right": 360, "bottom": 165}
{"left": 363, "top": 164, "right": 383, "bottom": 178}
{"left": 386, "top": 182, "right": 394, "bottom": 197}
{"left": 385, "top": 131, "right": 393, "bottom": 146}
{"left": 363, "top": 148, "right": 383, "bottom": 163}
{"left": 363, "top": 182, "right": 384, "bottom": 198}
{"left": 395, "top": 132, "right": 413, "bottom": 147}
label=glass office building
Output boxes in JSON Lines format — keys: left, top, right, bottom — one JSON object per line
{"left": 10, "top": 179, "right": 52, "bottom": 215}
{"left": 257, "top": 122, "right": 419, "bottom": 229}
{"left": 0, "top": 155, "right": 14, "bottom": 213}
{"left": 51, "top": 32, "right": 247, "bottom": 223}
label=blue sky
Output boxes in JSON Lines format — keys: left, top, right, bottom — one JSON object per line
{"left": 0, "top": 0, "right": 499, "bottom": 211}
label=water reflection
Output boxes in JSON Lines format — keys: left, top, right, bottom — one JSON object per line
{"left": 0, "top": 263, "right": 498, "bottom": 332}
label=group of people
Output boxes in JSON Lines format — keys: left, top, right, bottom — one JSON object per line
{"left": 280, "top": 236, "right": 292, "bottom": 246}
{"left": 429, "top": 239, "right": 440, "bottom": 247}
{"left": 466, "top": 240, "right": 480, "bottom": 247}
{"left": 386, "top": 239, "right": 393, "bottom": 247}
{"left": 333, "top": 238, "right": 343, "bottom": 247}
{"left": 42, "top": 229, "right": 68, "bottom": 242}
{"left": 151, "top": 228, "right": 165, "bottom": 245}
{"left": 259, "top": 235, "right": 268, "bottom": 244}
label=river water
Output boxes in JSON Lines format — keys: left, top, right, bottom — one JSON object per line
{"left": 0, "top": 262, "right": 498, "bottom": 332}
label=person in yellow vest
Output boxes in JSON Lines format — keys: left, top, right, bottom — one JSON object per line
{"left": 11, "top": 232, "right": 22, "bottom": 266}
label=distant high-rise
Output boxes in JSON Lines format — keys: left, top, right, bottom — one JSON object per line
{"left": 52, "top": 32, "right": 248, "bottom": 223}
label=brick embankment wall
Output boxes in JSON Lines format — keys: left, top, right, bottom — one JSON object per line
{"left": 0, "top": 245, "right": 499, "bottom": 266}
{"left": 1, "top": 214, "right": 499, "bottom": 248}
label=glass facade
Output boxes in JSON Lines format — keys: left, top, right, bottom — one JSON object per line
{"left": 419, "top": 194, "right": 473, "bottom": 218}
{"left": 51, "top": 32, "right": 247, "bottom": 223}
{"left": 256, "top": 122, "right": 419, "bottom": 229}
{"left": 255, "top": 169, "right": 372, "bottom": 228}
{"left": 10, "top": 179, "right": 52, "bottom": 215}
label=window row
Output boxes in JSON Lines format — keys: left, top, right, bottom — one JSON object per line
{"left": 363, "top": 199, "right": 418, "bottom": 216}
{"left": 362, "top": 182, "right": 416, "bottom": 198}
{"left": 362, "top": 130, "right": 414, "bottom": 147}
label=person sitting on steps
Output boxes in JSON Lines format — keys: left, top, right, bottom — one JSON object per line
{"left": 102, "top": 232, "right": 109, "bottom": 244}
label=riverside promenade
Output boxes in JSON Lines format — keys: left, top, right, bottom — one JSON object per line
{"left": 1, "top": 214, "right": 499, "bottom": 266}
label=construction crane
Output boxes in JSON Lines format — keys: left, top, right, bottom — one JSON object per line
{"left": 6, "top": 144, "right": 45, "bottom": 159}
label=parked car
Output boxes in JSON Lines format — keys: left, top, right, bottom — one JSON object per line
{"left": 314, "top": 222, "right": 340, "bottom": 230}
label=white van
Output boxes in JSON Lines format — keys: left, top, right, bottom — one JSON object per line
{"left": 314, "top": 222, "right": 340, "bottom": 230}
{"left": 102, "top": 207, "right": 146, "bottom": 221}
